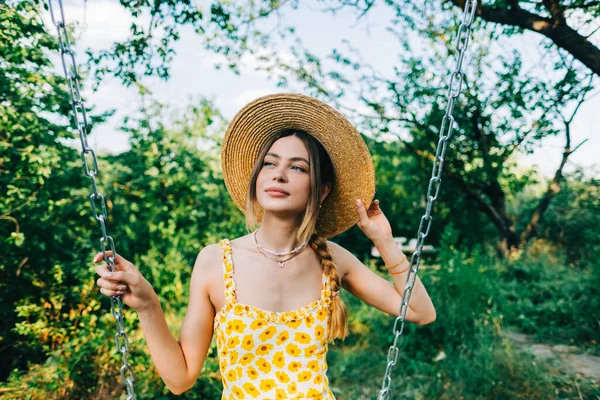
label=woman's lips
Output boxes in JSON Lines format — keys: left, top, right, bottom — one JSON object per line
{"left": 266, "top": 189, "right": 289, "bottom": 197}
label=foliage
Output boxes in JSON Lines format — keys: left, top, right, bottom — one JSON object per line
{"left": 2, "top": 1, "right": 599, "bottom": 398}
{"left": 0, "top": 0, "right": 104, "bottom": 382}
{"left": 4, "top": 78, "right": 597, "bottom": 396}
{"left": 325, "top": 239, "right": 600, "bottom": 399}
{"left": 248, "top": 3, "right": 596, "bottom": 252}
{"left": 99, "top": 94, "right": 247, "bottom": 310}
{"left": 498, "top": 240, "right": 600, "bottom": 350}
{"left": 536, "top": 172, "right": 600, "bottom": 265}
{"left": 82, "top": 0, "right": 293, "bottom": 85}
{"left": 63, "top": 0, "right": 600, "bottom": 84}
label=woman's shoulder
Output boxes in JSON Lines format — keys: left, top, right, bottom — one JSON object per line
{"left": 326, "top": 239, "right": 343, "bottom": 255}
{"left": 194, "top": 234, "right": 253, "bottom": 261}
{"left": 190, "top": 237, "right": 242, "bottom": 284}
{"left": 228, "top": 233, "right": 254, "bottom": 251}
{"left": 193, "top": 242, "right": 223, "bottom": 272}
{"left": 325, "top": 240, "right": 355, "bottom": 276}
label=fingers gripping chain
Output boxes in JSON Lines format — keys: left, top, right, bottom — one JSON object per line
{"left": 377, "top": 2, "right": 478, "bottom": 399}
{"left": 47, "top": 1, "right": 135, "bottom": 398}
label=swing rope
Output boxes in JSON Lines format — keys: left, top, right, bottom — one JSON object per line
{"left": 47, "top": 1, "right": 136, "bottom": 398}
{"left": 48, "top": 0, "right": 477, "bottom": 398}
{"left": 377, "top": 1, "right": 478, "bottom": 398}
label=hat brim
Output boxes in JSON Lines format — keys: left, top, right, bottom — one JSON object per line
{"left": 221, "top": 93, "right": 375, "bottom": 239}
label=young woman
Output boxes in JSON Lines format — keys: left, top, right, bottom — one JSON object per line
{"left": 94, "top": 93, "right": 436, "bottom": 399}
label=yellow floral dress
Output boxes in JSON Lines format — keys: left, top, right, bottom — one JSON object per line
{"left": 214, "top": 239, "right": 336, "bottom": 399}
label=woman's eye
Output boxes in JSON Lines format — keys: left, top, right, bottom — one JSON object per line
{"left": 263, "top": 161, "right": 304, "bottom": 172}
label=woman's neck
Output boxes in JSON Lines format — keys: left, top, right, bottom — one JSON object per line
{"left": 255, "top": 216, "right": 303, "bottom": 253}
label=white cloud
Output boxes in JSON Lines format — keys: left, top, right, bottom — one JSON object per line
{"left": 43, "top": 1, "right": 141, "bottom": 50}
{"left": 197, "top": 48, "right": 299, "bottom": 81}
{"left": 230, "top": 89, "right": 281, "bottom": 108}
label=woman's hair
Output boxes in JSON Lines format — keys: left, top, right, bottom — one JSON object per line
{"left": 245, "top": 129, "right": 349, "bottom": 342}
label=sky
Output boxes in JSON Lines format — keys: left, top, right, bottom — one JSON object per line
{"left": 43, "top": 1, "right": 599, "bottom": 179}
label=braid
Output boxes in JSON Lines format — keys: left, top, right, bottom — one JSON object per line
{"left": 310, "top": 233, "right": 349, "bottom": 342}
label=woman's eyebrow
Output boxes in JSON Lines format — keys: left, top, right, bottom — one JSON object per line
{"left": 266, "top": 152, "right": 309, "bottom": 164}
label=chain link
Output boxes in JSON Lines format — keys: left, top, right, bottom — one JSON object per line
{"left": 47, "top": 1, "right": 136, "bottom": 398}
{"left": 377, "top": 1, "right": 477, "bottom": 398}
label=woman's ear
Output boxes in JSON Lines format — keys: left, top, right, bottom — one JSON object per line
{"left": 320, "top": 182, "right": 332, "bottom": 204}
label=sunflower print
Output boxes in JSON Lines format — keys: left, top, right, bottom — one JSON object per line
{"left": 215, "top": 239, "right": 336, "bottom": 399}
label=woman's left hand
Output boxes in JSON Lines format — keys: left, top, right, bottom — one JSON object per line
{"left": 355, "top": 198, "right": 393, "bottom": 242}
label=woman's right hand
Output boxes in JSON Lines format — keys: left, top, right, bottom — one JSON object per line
{"left": 94, "top": 251, "right": 157, "bottom": 312}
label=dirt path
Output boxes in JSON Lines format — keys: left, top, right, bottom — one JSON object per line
{"left": 506, "top": 331, "right": 600, "bottom": 380}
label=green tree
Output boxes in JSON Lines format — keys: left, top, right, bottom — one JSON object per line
{"left": 102, "top": 93, "right": 248, "bottom": 307}
{"left": 536, "top": 172, "right": 600, "bottom": 264}
{"left": 245, "top": 5, "right": 595, "bottom": 253}
{"left": 0, "top": 0, "right": 101, "bottom": 381}
{"left": 446, "top": 0, "right": 600, "bottom": 76}
{"left": 69, "top": 0, "right": 596, "bottom": 253}
{"left": 70, "top": 0, "right": 600, "bottom": 85}
{"left": 3, "top": 1, "right": 598, "bottom": 398}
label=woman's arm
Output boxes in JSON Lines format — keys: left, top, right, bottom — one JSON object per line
{"left": 94, "top": 245, "right": 219, "bottom": 394}
{"left": 328, "top": 240, "right": 436, "bottom": 325}
{"left": 341, "top": 198, "right": 436, "bottom": 325}
{"left": 372, "top": 236, "right": 436, "bottom": 324}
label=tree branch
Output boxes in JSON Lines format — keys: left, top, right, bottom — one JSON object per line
{"left": 519, "top": 127, "right": 588, "bottom": 244}
{"left": 449, "top": 0, "right": 600, "bottom": 76}
{"left": 402, "top": 139, "right": 513, "bottom": 242}
{"left": 542, "top": 0, "right": 566, "bottom": 26}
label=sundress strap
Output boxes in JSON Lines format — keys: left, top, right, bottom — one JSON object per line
{"left": 219, "top": 238, "right": 237, "bottom": 304}
{"left": 218, "top": 238, "right": 332, "bottom": 307}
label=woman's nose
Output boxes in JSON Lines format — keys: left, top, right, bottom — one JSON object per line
{"left": 273, "top": 169, "right": 287, "bottom": 181}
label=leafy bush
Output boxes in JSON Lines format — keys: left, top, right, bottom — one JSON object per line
{"left": 325, "top": 240, "right": 600, "bottom": 399}
{"left": 498, "top": 240, "right": 600, "bottom": 351}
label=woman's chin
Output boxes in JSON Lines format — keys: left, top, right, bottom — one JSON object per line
{"left": 258, "top": 197, "right": 289, "bottom": 209}
{"left": 260, "top": 204, "right": 305, "bottom": 217}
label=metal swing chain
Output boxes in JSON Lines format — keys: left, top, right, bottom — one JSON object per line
{"left": 377, "top": 1, "right": 477, "bottom": 399}
{"left": 47, "top": 1, "right": 136, "bottom": 398}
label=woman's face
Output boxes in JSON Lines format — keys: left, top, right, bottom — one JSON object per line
{"left": 256, "top": 135, "right": 312, "bottom": 217}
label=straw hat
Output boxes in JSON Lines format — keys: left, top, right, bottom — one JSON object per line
{"left": 221, "top": 93, "right": 375, "bottom": 239}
